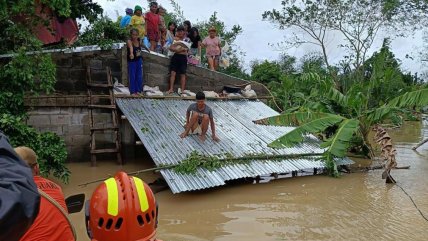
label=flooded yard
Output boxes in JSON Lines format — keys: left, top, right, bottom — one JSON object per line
{"left": 62, "top": 121, "right": 428, "bottom": 240}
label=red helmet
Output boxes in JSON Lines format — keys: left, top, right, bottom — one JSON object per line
{"left": 85, "top": 172, "right": 158, "bottom": 241}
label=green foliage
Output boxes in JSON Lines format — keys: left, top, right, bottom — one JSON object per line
{"left": 255, "top": 112, "right": 339, "bottom": 126}
{"left": 69, "top": 0, "right": 103, "bottom": 23}
{"left": 0, "top": 114, "right": 70, "bottom": 183}
{"left": 262, "top": 0, "right": 426, "bottom": 69}
{"left": 387, "top": 88, "right": 428, "bottom": 108}
{"left": 75, "top": 16, "right": 128, "bottom": 50}
{"left": 269, "top": 115, "right": 345, "bottom": 148}
{"left": 251, "top": 60, "right": 282, "bottom": 84}
{"left": 321, "top": 119, "right": 360, "bottom": 157}
{"left": 164, "top": 0, "right": 185, "bottom": 25}
{"left": 173, "top": 151, "right": 323, "bottom": 175}
{"left": 0, "top": 50, "right": 56, "bottom": 115}
{"left": 0, "top": 0, "right": 71, "bottom": 183}
{"left": 257, "top": 42, "right": 428, "bottom": 176}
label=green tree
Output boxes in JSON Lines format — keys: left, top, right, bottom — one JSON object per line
{"left": 0, "top": 0, "right": 87, "bottom": 183}
{"left": 75, "top": 16, "right": 128, "bottom": 49}
{"left": 251, "top": 60, "right": 282, "bottom": 84}
{"left": 255, "top": 52, "right": 428, "bottom": 176}
{"left": 262, "top": 0, "right": 426, "bottom": 70}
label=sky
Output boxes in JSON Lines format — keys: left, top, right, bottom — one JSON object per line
{"left": 95, "top": 0, "right": 427, "bottom": 75}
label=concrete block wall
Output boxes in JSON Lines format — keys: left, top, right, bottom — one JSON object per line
{"left": 141, "top": 51, "right": 268, "bottom": 95}
{"left": 52, "top": 48, "right": 123, "bottom": 93}
{"left": 25, "top": 96, "right": 114, "bottom": 162}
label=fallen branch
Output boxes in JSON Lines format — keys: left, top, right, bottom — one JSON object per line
{"left": 412, "top": 138, "right": 428, "bottom": 150}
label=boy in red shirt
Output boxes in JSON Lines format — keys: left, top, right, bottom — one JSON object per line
{"left": 15, "top": 146, "right": 75, "bottom": 241}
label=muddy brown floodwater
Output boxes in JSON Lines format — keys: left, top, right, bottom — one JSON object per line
{"left": 62, "top": 121, "right": 428, "bottom": 241}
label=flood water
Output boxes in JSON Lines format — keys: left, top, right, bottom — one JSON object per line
{"left": 62, "top": 121, "right": 428, "bottom": 240}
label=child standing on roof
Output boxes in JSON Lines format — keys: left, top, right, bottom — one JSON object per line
{"left": 127, "top": 28, "right": 144, "bottom": 96}
{"left": 166, "top": 26, "right": 190, "bottom": 95}
{"left": 129, "top": 5, "right": 145, "bottom": 39}
{"left": 145, "top": 1, "right": 160, "bottom": 51}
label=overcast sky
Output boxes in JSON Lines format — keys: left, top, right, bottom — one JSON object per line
{"left": 96, "top": 0, "right": 426, "bottom": 75}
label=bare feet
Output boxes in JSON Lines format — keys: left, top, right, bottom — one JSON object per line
{"left": 212, "top": 135, "right": 220, "bottom": 142}
{"left": 198, "top": 134, "right": 206, "bottom": 142}
{"left": 179, "top": 132, "right": 188, "bottom": 139}
{"left": 166, "top": 89, "right": 174, "bottom": 95}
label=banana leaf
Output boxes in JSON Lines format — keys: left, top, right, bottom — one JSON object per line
{"left": 268, "top": 115, "right": 345, "bottom": 148}
{"left": 254, "top": 112, "right": 339, "bottom": 126}
{"left": 321, "top": 119, "right": 360, "bottom": 157}
{"left": 387, "top": 88, "right": 428, "bottom": 108}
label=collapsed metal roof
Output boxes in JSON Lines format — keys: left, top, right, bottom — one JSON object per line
{"left": 116, "top": 98, "right": 353, "bottom": 194}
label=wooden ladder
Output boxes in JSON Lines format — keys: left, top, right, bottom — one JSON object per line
{"left": 87, "top": 66, "right": 122, "bottom": 166}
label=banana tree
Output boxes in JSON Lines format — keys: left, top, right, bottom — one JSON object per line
{"left": 255, "top": 87, "right": 428, "bottom": 177}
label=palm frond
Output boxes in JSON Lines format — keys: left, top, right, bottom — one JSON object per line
{"left": 321, "top": 119, "right": 360, "bottom": 157}
{"left": 268, "top": 115, "right": 345, "bottom": 148}
{"left": 254, "top": 112, "right": 338, "bottom": 126}
{"left": 387, "top": 88, "right": 428, "bottom": 108}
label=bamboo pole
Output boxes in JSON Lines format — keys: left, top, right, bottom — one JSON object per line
{"left": 78, "top": 153, "right": 324, "bottom": 187}
{"left": 412, "top": 138, "right": 428, "bottom": 150}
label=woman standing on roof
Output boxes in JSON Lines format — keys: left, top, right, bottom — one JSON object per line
{"left": 129, "top": 5, "right": 145, "bottom": 39}
{"left": 202, "top": 27, "right": 222, "bottom": 71}
{"left": 145, "top": 1, "right": 160, "bottom": 51}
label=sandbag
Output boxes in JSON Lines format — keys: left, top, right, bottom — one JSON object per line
{"left": 203, "top": 91, "right": 220, "bottom": 98}
{"left": 241, "top": 85, "right": 257, "bottom": 98}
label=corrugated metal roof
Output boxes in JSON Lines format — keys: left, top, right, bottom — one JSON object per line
{"left": 116, "top": 98, "right": 353, "bottom": 193}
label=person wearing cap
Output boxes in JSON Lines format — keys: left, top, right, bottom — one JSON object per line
{"left": 85, "top": 171, "right": 163, "bottom": 241}
{"left": 0, "top": 132, "right": 40, "bottom": 241}
{"left": 145, "top": 1, "right": 160, "bottom": 51}
{"left": 180, "top": 91, "right": 220, "bottom": 142}
{"left": 167, "top": 25, "right": 190, "bottom": 95}
{"left": 120, "top": 8, "right": 133, "bottom": 28}
{"left": 130, "top": 5, "right": 145, "bottom": 39}
{"left": 202, "top": 26, "right": 222, "bottom": 71}
{"left": 15, "top": 146, "right": 75, "bottom": 241}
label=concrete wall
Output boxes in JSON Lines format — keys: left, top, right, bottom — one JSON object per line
{"left": 52, "top": 48, "right": 124, "bottom": 93}
{"left": 141, "top": 51, "right": 267, "bottom": 94}
{"left": 25, "top": 95, "right": 116, "bottom": 162}
{"left": 25, "top": 46, "right": 268, "bottom": 162}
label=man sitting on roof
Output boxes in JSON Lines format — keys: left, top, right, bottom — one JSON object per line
{"left": 180, "top": 91, "right": 220, "bottom": 142}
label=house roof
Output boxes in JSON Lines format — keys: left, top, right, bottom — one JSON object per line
{"left": 116, "top": 98, "right": 353, "bottom": 193}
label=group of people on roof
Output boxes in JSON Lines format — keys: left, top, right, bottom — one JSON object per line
{"left": 120, "top": 1, "right": 222, "bottom": 96}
